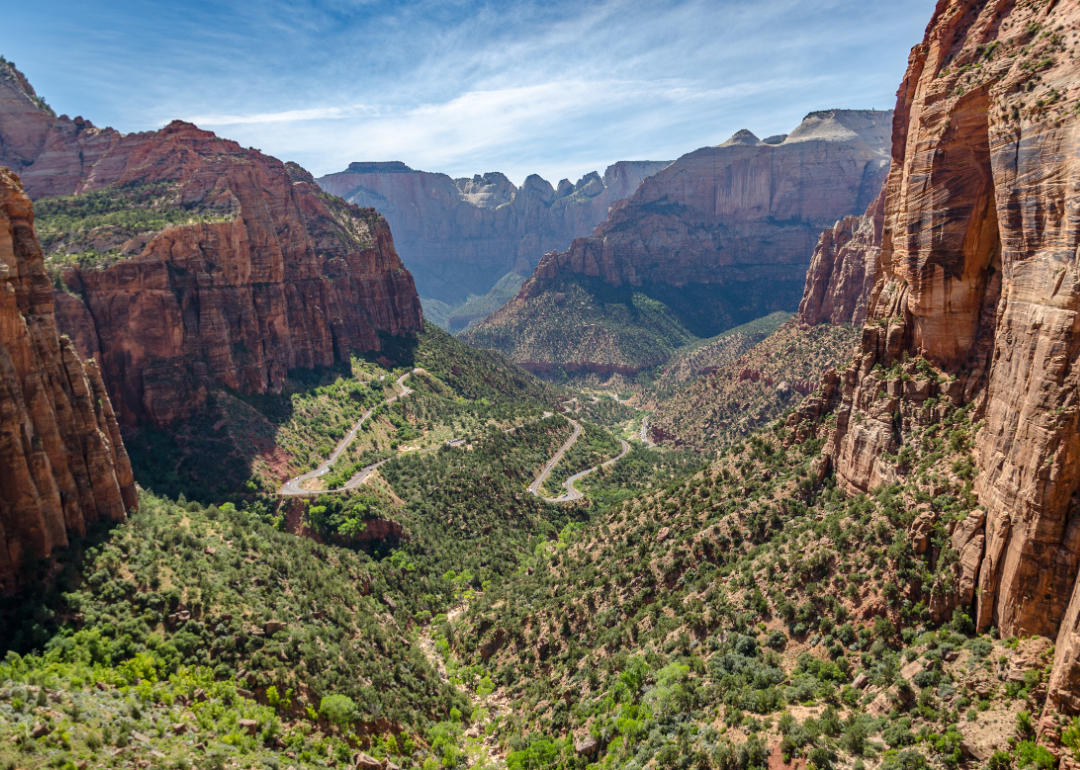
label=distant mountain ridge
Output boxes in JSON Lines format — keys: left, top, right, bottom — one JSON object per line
{"left": 317, "top": 159, "right": 671, "bottom": 305}
{"left": 462, "top": 108, "right": 893, "bottom": 377}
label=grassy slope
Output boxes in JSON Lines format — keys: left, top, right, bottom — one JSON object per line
{"left": 649, "top": 320, "right": 861, "bottom": 454}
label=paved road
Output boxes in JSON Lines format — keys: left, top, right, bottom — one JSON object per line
{"left": 527, "top": 417, "right": 583, "bottom": 496}
{"left": 528, "top": 415, "right": 634, "bottom": 503}
{"left": 542, "top": 439, "right": 631, "bottom": 502}
{"left": 279, "top": 369, "right": 420, "bottom": 497}
{"left": 640, "top": 415, "right": 656, "bottom": 447}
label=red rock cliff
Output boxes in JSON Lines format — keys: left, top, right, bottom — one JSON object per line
{"left": 524, "top": 110, "right": 891, "bottom": 294}
{"left": 317, "top": 161, "right": 671, "bottom": 304}
{"left": 797, "top": 187, "right": 885, "bottom": 327}
{"left": 795, "top": 0, "right": 1080, "bottom": 713}
{"left": 0, "top": 167, "right": 136, "bottom": 588}
{"left": 0, "top": 62, "right": 424, "bottom": 427}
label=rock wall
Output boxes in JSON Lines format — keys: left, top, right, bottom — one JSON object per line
{"left": 316, "top": 160, "right": 671, "bottom": 304}
{"left": 792, "top": 0, "right": 1080, "bottom": 714}
{"left": 522, "top": 110, "right": 892, "bottom": 295}
{"left": 0, "top": 167, "right": 136, "bottom": 588}
{"left": 0, "top": 62, "right": 424, "bottom": 428}
{"left": 464, "top": 110, "right": 892, "bottom": 373}
{"left": 797, "top": 187, "right": 884, "bottom": 326}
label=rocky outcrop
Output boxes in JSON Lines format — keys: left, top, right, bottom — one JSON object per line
{"left": 316, "top": 160, "right": 671, "bottom": 304}
{"left": 788, "top": 0, "right": 1080, "bottom": 714}
{"left": 0, "top": 63, "right": 424, "bottom": 428}
{"left": 797, "top": 187, "right": 885, "bottom": 326}
{"left": 0, "top": 167, "right": 136, "bottom": 588}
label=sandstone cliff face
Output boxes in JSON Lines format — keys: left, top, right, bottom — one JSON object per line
{"left": 0, "top": 64, "right": 424, "bottom": 428}
{"left": 464, "top": 110, "right": 891, "bottom": 374}
{"left": 790, "top": 0, "right": 1080, "bottom": 714}
{"left": 46, "top": 124, "right": 422, "bottom": 427}
{"left": 316, "top": 160, "right": 670, "bottom": 304}
{"left": 797, "top": 187, "right": 884, "bottom": 326}
{"left": 523, "top": 110, "right": 891, "bottom": 294}
{"left": 0, "top": 167, "right": 136, "bottom": 588}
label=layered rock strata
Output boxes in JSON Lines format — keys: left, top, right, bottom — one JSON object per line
{"left": 788, "top": 0, "right": 1080, "bottom": 714}
{"left": 317, "top": 161, "right": 671, "bottom": 304}
{"left": 465, "top": 110, "right": 891, "bottom": 373}
{"left": 522, "top": 109, "right": 891, "bottom": 292}
{"left": 0, "top": 62, "right": 424, "bottom": 427}
{"left": 0, "top": 167, "right": 136, "bottom": 587}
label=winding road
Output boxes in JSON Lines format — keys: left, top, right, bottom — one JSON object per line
{"left": 277, "top": 368, "right": 636, "bottom": 503}
{"left": 279, "top": 370, "right": 420, "bottom": 497}
{"left": 527, "top": 416, "right": 632, "bottom": 503}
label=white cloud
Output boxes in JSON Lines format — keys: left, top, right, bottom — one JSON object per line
{"left": 6, "top": 0, "right": 938, "bottom": 184}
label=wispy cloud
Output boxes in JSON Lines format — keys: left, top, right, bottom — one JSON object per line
{"left": 2, "top": 0, "right": 938, "bottom": 184}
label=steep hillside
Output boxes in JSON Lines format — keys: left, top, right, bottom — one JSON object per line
{"left": 647, "top": 312, "right": 793, "bottom": 400}
{"left": 461, "top": 277, "right": 700, "bottom": 378}
{"left": 0, "top": 167, "right": 136, "bottom": 590}
{"left": 0, "top": 60, "right": 423, "bottom": 429}
{"left": 128, "top": 322, "right": 564, "bottom": 504}
{"left": 318, "top": 160, "right": 670, "bottom": 304}
{"left": 421, "top": 3, "right": 1080, "bottom": 768}
{"left": 422, "top": 268, "right": 531, "bottom": 333}
{"left": 463, "top": 109, "right": 892, "bottom": 376}
{"left": 649, "top": 320, "right": 861, "bottom": 453}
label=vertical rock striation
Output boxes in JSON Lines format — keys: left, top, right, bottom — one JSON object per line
{"left": 0, "top": 167, "right": 136, "bottom": 588}
{"left": 792, "top": 0, "right": 1080, "bottom": 713}
{"left": 797, "top": 187, "right": 885, "bottom": 327}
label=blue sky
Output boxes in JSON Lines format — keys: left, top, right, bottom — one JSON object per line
{"left": 4, "top": 0, "right": 936, "bottom": 185}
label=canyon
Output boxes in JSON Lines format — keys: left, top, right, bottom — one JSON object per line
{"left": 463, "top": 108, "right": 893, "bottom": 376}
{"left": 0, "top": 167, "right": 136, "bottom": 589}
{"left": 0, "top": 60, "right": 423, "bottom": 428}
{"left": 317, "top": 160, "right": 670, "bottom": 306}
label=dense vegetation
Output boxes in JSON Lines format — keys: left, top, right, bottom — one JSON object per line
{"left": 462, "top": 280, "right": 698, "bottom": 376}
{"left": 445, "top": 361, "right": 1058, "bottom": 770}
{"left": 0, "top": 491, "right": 469, "bottom": 770}
{"left": 650, "top": 320, "right": 861, "bottom": 453}
{"left": 462, "top": 273, "right": 806, "bottom": 382}
{"left": 128, "top": 324, "right": 565, "bottom": 503}
{"left": 538, "top": 421, "right": 623, "bottom": 498}
{"left": 35, "top": 181, "right": 235, "bottom": 272}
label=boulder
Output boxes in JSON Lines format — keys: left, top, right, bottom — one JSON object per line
{"left": 575, "top": 735, "right": 600, "bottom": 757}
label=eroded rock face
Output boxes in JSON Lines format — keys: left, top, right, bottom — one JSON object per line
{"left": 49, "top": 126, "right": 423, "bottom": 428}
{"left": 794, "top": 0, "right": 1080, "bottom": 713}
{"left": 0, "top": 167, "right": 136, "bottom": 588}
{"left": 0, "top": 63, "right": 423, "bottom": 427}
{"left": 464, "top": 110, "right": 891, "bottom": 373}
{"left": 316, "top": 160, "right": 671, "bottom": 304}
{"left": 522, "top": 109, "right": 891, "bottom": 293}
{"left": 798, "top": 187, "right": 884, "bottom": 326}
